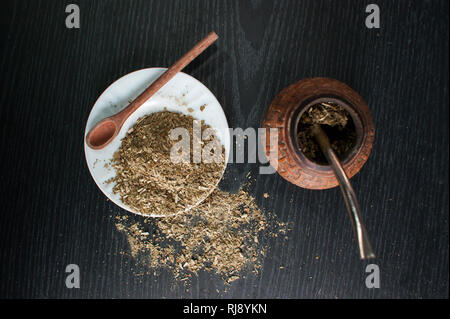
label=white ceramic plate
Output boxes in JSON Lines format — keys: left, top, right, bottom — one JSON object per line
{"left": 84, "top": 68, "right": 230, "bottom": 217}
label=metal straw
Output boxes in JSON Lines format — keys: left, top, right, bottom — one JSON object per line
{"left": 311, "top": 124, "right": 375, "bottom": 259}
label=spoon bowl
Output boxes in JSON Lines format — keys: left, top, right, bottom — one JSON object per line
{"left": 86, "top": 118, "right": 119, "bottom": 149}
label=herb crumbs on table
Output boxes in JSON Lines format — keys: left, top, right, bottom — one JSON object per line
{"left": 114, "top": 186, "right": 289, "bottom": 285}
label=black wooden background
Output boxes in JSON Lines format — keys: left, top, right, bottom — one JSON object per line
{"left": 0, "top": 0, "right": 448, "bottom": 299}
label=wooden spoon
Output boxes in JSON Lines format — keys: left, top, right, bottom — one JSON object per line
{"left": 86, "top": 31, "right": 218, "bottom": 150}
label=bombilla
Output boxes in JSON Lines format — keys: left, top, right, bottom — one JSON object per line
{"left": 311, "top": 124, "right": 375, "bottom": 259}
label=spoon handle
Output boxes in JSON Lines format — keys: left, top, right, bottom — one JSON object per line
{"left": 311, "top": 124, "right": 375, "bottom": 260}
{"left": 117, "top": 31, "right": 219, "bottom": 124}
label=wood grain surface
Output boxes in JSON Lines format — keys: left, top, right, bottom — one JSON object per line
{"left": 0, "top": 0, "right": 448, "bottom": 298}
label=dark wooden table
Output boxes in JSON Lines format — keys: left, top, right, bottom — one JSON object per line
{"left": 0, "top": 0, "right": 448, "bottom": 299}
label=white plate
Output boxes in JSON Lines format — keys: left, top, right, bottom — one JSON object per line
{"left": 84, "top": 68, "right": 230, "bottom": 217}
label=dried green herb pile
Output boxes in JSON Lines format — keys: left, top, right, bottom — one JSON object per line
{"left": 111, "top": 111, "right": 225, "bottom": 216}
{"left": 115, "top": 187, "right": 288, "bottom": 284}
{"left": 297, "top": 102, "right": 356, "bottom": 163}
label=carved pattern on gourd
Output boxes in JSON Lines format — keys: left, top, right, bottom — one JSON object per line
{"left": 262, "top": 78, "right": 375, "bottom": 190}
